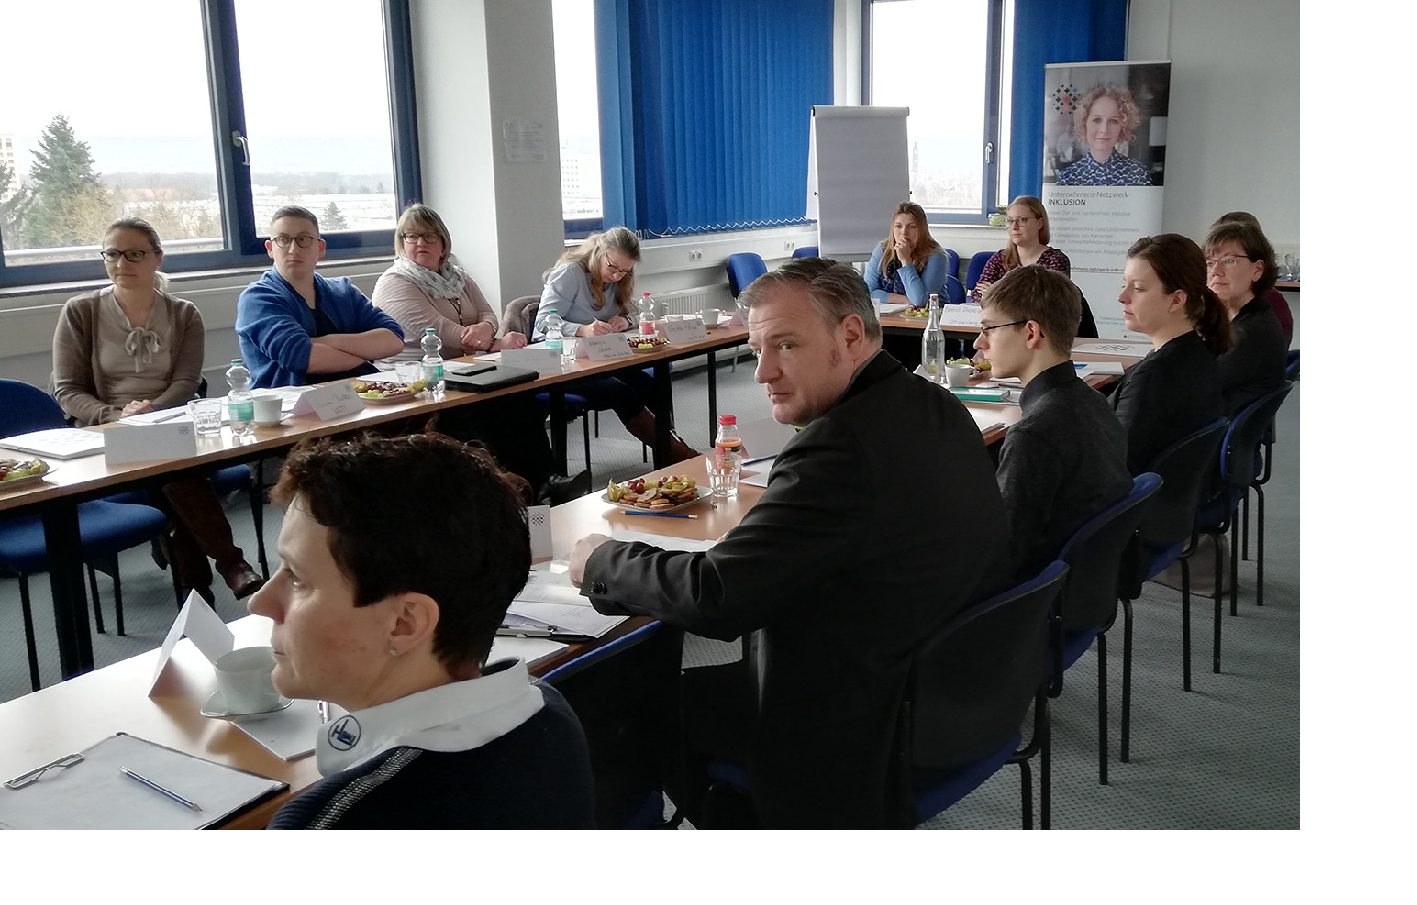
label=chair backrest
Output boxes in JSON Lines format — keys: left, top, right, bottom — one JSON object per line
{"left": 906, "top": 561, "right": 1067, "bottom": 773}
{"left": 0, "top": 379, "right": 70, "bottom": 435}
{"left": 944, "top": 275, "right": 966, "bottom": 305}
{"left": 543, "top": 621, "right": 684, "bottom": 829}
{"left": 965, "top": 251, "right": 994, "bottom": 289}
{"left": 726, "top": 253, "right": 768, "bottom": 298}
{"left": 1135, "top": 417, "right": 1229, "bottom": 551}
{"left": 942, "top": 248, "right": 961, "bottom": 280}
{"left": 1058, "top": 473, "right": 1163, "bottom": 633}
{"left": 1284, "top": 349, "right": 1300, "bottom": 381}
{"left": 1219, "top": 382, "right": 1293, "bottom": 501}
{"left": 791, "top": 245, "right": 818, "bottom": 259}
{"left": 501, "top": 295, "right": 541, "bottom": 338}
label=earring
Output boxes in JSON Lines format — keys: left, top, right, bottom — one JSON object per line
{"left": 388, "top": 647, "right": 398, "bottom": 657}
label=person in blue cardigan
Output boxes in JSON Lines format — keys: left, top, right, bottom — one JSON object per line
{"left": 236, "top": 206, "right": 404, "bottom": 388}
{"left": 861, "top": 201, "right": 950, "bottom": 308}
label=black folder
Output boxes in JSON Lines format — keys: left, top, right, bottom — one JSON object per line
{"left": 444, "top": 365, "right": 540, "bottom": 393}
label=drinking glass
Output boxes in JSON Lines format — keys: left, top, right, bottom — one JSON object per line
{"left": 186, "top": 399, "right": 223, "bottom": 436}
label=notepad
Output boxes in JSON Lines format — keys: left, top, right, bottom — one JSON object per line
{"left": 0, "top": 427, "right": 106, "bottom": 459}
{"left": 0, "top": 733, "right": 286, "bottom": 829}
{"left": 507, "top": 570, "right": 627, "bottom": 638}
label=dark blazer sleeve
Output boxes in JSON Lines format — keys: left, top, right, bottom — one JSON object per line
{"left": 582, "top": 419, "right": 874, "bottom": 641}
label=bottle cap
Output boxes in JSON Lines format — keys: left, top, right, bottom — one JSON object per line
{"left": 718, "top": 414, "right": 737, "bottom": 426}
{"left": 230, "top": 359, "right": 241, "bottom": 366}
{"left": 425, "top": 327, "right": 436, "bottom": 333}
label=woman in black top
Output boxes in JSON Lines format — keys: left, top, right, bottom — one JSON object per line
{"left": 1204, "top": 220, "right": 1287, "bottom": 415}
{"left": 1112, "top": 234, "right": 1233, "bottom": 474}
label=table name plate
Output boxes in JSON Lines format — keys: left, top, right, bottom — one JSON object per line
{"left": 581, "top": 334, "right": 635, "bottom": 361}
{"left": 291, "top": 382, "right": 364, "bottom": 420}
{"left": 103, "top": 422, "right": 198, "bottom": 465}
{"left": 663, "top": 319, "right": 708, "bottom": 343}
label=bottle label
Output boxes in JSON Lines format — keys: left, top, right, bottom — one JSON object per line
{"left": 423, "top": 363, "right": 443, "bottom": 383}
{"left": 229, "top": 400, "right": 254, "bottom": 422}
{"left": 546, "top": 336, "right": 562, "bottom": 352}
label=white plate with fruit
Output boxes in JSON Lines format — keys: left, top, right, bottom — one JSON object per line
{"left": 0, "top": 457, "right": 52, "bottom": 490}
{"left": 603, "top": 475, "right": 707, "bottom": 512}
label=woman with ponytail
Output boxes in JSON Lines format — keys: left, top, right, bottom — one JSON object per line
{"left": 1110, "top": 233, "right": 1233, "bottom": 474}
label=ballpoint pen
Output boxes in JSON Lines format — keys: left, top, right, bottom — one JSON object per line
{"left": 119, "top": 767, "right": 202, "bottom": 812}
{"left": 624, "top": 510, "right": 698, "bottom": 519}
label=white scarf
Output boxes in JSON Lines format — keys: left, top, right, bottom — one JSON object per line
{"left": 391, "top": 254, "right": 468, "bottom": 302}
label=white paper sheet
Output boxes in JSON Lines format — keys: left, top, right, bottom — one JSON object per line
{"left": 0, "top": 427, "right": 106, "bottom": 459}
{"left": 232, "top": 700, "right": 333, "bottom": 761}
{"left": 611, "top": 530, "right": 720, "bottom": 553}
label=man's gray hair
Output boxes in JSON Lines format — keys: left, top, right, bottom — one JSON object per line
{"left": 739, "top": 258, "right": 882, "bottom": 341}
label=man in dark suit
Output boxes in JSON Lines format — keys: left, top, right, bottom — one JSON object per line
{"left": 569, "top": 258, "right": 1008, "bottom": 828}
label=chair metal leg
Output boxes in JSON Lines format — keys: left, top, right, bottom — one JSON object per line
{"left": 1230, "top": 522, "right": 1240, "bottom": 617}
{"left": 18, "top": 574, "right": 42, "bottom": 692}
{"left": 1241, "top": 490, "right": 1251, "bottom": 561}
{"left": 1040, "top": 695, "right": 1051, "bottom": 830}
{"left": 1018, "top": 760, "right": 1033, "bottom": 830}
{"left": 593, "top": 410, "right": 599, "bottom": 438}
{"left": 86, "top": 562, "right": 105, "bottom": 635}
{"left": 1214, "top": 533, "right": 1224, "bottom": 675}
{"left": 1097, "top": 631, "right": 1108, "bottom": 785}
{"left": 581, "top": 413, "right": 592, "bottom": 479}
{"left": 112, "top": 564, "right": 126, "bottom": 637}
{"left": 1256, "top": 485, "right": 1267, "bottom": 607}
{"left": 1181, "top": 557, "right": 1192, "bottom": 692}
{"left": 1120, "top": 598, "right": 1133, "bottom": 763}
{"left": 249, "top": 471, "right": 269, "bottom": 581}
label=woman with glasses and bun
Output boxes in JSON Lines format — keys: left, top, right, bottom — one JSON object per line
{"left": 1111, "top": 233, "right": 1233, "bottom": 474}
{"left": 372, "top": 204, "right": 564, "bottom": 498}
{"left": 862, "top": 202, "right": 949, "bottom": 309}
{"left": 51, "top": 218, "right": 263, "bottom": 602}
{"left": 533, "top": 227, "right": 697, "bottom": 463}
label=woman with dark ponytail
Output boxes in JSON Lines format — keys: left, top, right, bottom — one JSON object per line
{"left": 1110, "top": 233, "right": 1232, "bottom": 474}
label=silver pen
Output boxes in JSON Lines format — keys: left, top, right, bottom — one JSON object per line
{"left": 119, "top": 767, "right": 202, "bottom": 812}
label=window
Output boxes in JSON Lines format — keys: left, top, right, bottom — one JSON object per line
{"left": 552, "top": 0, "right": 604, "bottom": 236}
{"left": 0, "top": 0, "right": 419, "bottom": 288}
{"left": 863, "top": 0, "right": 1006, "bottom": 222}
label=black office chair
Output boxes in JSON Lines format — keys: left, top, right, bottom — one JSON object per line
{"left": 542, "top": 621, "right": 684, "bottom": 829}
{"left": 1053, "top": 473, "right": 1162, "bottom": 785}
{"left": 699, "top": 562, "right": 1068, "bottom": 829}
{"left": 1243, "top": 359, "right": 1297, "bottom": 562}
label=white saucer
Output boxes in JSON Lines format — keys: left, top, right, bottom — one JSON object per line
{"left": 201, "top": 689, "right": 293, "bottom": 721}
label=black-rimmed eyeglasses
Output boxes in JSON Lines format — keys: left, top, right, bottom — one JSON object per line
{"left": 99, "top": 249, "right": 149, "bottom": 263}
{"left": 271, "top": 235, "right": 319, "bottom": 249}
{"left": 979, "top": 320, "right": 1028, "bottom": 336}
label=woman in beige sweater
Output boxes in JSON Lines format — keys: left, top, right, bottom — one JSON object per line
{"left": 52, "top": 218, "right": 262, "bottom": 602}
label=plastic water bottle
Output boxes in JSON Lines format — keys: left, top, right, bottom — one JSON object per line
{"left": 225, "top": 359, "right": 254, "bottom": 438}
{"left": 921, "top": 293, "right": 946, "bottom": 384}
{"left": 711, "top": 414, "right": 742, "bottom": 499}
{"left": 638, "top": 292, "right": 657, "bottom": 336}
{"left": 543, "top": 308, "right": 570, "bottom": 366}
{"left": 420, "top": 328, "right": 445, "bottom": 401}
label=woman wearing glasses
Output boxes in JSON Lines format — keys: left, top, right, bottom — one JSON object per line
{"left": 51, "top": 218, "right": 262, "bottom": 601}
{"left": 533, "top": 227, "right": 697, "bottom": 462}
{"left": 862, "top": 202, "right": 949, "bottom": 309}
{"left": 1111, "top": 233, "right": 1233, "bottom": 474}
{"left": 372, "top": 205, "right": 560, "bottom": 496}
{"left": 1203, "top": 220, "right": 1286, "bottom": 416}
{"left": 971, "top": 196, "right": 1095, "bottom": 336}
{"left": 372, "top": 204, "right": 529, "bottom": 359}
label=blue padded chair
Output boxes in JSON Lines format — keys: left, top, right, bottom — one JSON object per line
{"left": 1284, "top": 349, "right": 1300, "bottom": 381}
{"left": 726, "top": 253, "right": 768, "bottom": 299}
{"left": 791, "top": 245, "right": 818, "bottom": 259}
{"left": 543, "top": 620, "right": 684, "bottom": 829}
{"left": 1118, "top": 417, "right": 1230, "bottom": 696}
{"left": 1053, "top": 473, "right": 1163, "bottom": 785}
{"left": 1194, "top": 383, "right": 1294, "bottom": 675}
{"left": 0, "top": 379, "right": 172, "bottom": 690}
{"left": 965, "top": 250, "right": 995, "bottom": 290}
{"left": 700, "top": 562, "right": 1068, "bottom": 829}
{"left": 945, "top": 275, "right": 966, "bottom": 305}
{"left": 942, "top": 248, "right": 961, "bottom": 282}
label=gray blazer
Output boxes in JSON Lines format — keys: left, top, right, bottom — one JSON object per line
{"left": 533, "top": 262, "right": 627, "bottom": 339}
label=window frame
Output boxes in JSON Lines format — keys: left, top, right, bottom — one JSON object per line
{"left": 860, "top": 0, "right": 1007, "bottom": 225}
{"left": 0, "top": 0, "right": 421, "bottom": 289}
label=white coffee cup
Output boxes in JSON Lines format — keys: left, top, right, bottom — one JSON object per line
{"left": 251, "top": 393, "right": 283, "bottom": 424}
{"left": 944, "top": 363, "right": 976, "bottom": 388}
{"left": 701, "top": 307, "right": 719, "bottom": 329}
{"left": 214, "top": 646, "right": 281, "bottom": 714}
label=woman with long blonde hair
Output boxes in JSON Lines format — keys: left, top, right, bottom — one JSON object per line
{"left": 862, "top": 202, "right": 949, "bottom": 308}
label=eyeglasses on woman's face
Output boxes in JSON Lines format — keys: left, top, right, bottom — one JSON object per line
{"left": 401, "top": 231, "right": 441, "bottom": 246}
{"left": 99, "top": 249, "right": 150, "bottom": 263}
{"left": 1005, "top": 217, "right": 1036, "bottom": 228}
{"left": 1204, "top": 254, "right": 1254, "bottom": 271}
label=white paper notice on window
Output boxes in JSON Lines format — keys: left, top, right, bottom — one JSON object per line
{"left": 503, "top": 118, "right": 547, "bottom": 162}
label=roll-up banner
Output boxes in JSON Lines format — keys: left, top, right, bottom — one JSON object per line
{"left": 1041, "top": 61, "right": 1172, "bottom": 339}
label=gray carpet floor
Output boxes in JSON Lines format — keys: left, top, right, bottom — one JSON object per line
{"left": 0, "top": 341, "right": 1299, "bottom": 829}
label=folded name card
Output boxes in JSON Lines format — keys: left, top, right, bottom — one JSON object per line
{"left": 581, "top": 333, "right": 634, "bottom": 361}
{"left": 528, "top": 504, "right": 552, "bottom": 561}
{"left": 500, "top": 347, "right": 563, "bottom": 375}
{"left": 103, "top": 422, "right": 198, "bottom": 465}
{"left": 726, "top": 308, "right": 745, "bottom": 326}
{"left": 292, "top": 381, "right": 365, "bottom": 420}
{"left": 939, "top": 304, "right": 983, "bottom": 328}
{"left": 663, "top": 319, "right": 708, "bottom": 343}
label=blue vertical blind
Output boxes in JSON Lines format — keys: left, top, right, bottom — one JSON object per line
{"left": 595, "top": 0, "right": 834, "bottom": 236}
{"left": 1008, "top": 0, "right": 1129, "bottom": 201}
